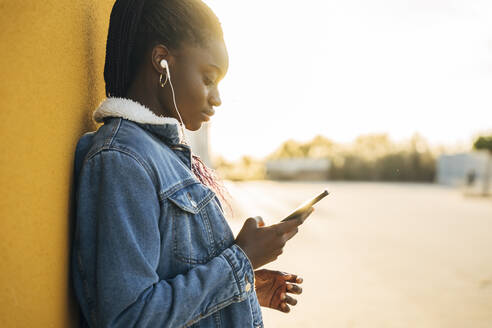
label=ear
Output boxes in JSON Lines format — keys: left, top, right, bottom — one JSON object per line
{"left": 151, "top": 44, "right": 173, "bottom": 75}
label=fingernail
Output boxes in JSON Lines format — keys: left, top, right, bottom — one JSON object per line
{"left": 281, "top": 293, "right": 286, "bottom": 300}
{"left": 297, "top": 277, "right": 303, "bottom": 283}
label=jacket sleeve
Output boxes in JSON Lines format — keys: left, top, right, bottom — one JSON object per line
{"left": 75, "top": 150, "right": 254, "bottom": 328}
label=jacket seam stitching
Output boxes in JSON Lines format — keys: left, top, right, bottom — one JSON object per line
{"left": 184, "top": 296, "right": 240, "bottom": 328}
{"left": 222, "top": 251, "right": 243, "bottom": 297}
{"left": 166, "top": 189, "right": 215, "bottom": 214}
{"left": 85, "top": 148, "right": 159, "bottom": 189}
{"left": 200, "top": 207, "right": 217, "bottom": 255}
{"left": 158, "top": 178, "right": 198, "bottom": 200}
{"left": 213, "top": 312, "right": 222, "bottom": 328}
{"left": 104, "top": 117, "right": 122, "bottom": 147}
{"left": 233, "top": 244, "right": 255, "bottom": 281}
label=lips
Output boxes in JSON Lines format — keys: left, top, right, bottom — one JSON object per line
{"left": 201, "top": 109, "right": 215, "bottom": 122}
{"left": 203, "top": 108, "right": 215, "bottom": 117}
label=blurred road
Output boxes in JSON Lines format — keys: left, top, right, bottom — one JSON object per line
{"left": 224, "top": 181, "right": 492, "bottom": 328}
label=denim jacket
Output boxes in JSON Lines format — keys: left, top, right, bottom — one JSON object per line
{"left": 71, "top": 97, "right": 263, "bottom": 328}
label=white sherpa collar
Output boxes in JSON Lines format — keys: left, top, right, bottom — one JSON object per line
{"left": 93, "top": 97, "right": 184, "bottom": 141}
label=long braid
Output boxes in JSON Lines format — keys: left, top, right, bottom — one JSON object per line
{"left": 104, "top": 0, "right": 147, "bottom": 97}
{"left": 191, "top": 154, "right": 234, "bottom": 218}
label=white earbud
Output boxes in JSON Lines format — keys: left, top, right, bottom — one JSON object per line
{"left": 160, "top": 59, "right": 170, "bottom": 78}
{"left": 159, "top": 58, "right": 187, "bottom": 144}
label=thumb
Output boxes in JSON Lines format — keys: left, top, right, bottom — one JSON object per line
{"left": 244, "top": 216, "right": 262, "bottom": 229}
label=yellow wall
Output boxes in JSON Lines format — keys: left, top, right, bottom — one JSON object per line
{"left": 0, "top": 1, "right": 113, "bottom": 326}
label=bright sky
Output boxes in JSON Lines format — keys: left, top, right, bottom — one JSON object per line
{"left": 203, "top": 0, "right": 492, "bottom": 161}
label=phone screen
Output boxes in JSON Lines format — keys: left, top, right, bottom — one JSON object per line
{"left": 281, "top": 190, "right": 329, "bottom": 222}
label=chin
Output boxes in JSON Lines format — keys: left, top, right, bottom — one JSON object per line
{"left": 186, "top": 121, "right": 203, "bottom": 132}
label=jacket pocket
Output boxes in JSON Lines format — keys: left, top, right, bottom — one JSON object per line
{"left": 168, "top": 183, "right": 220, "bottom": 264}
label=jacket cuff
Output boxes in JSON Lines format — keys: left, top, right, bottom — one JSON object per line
{"left": 221, "top": 244, "right": 256, "bottom": 300}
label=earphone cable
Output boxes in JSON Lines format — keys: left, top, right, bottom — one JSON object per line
{"left": 167, "top": 71, "right": 188, "bottom": 145}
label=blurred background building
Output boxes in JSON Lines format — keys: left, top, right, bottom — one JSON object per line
{"left": 436, "top": 151, "right": 491, "bottom": 193}
{"left": 266, "top": 158, "right": 331, "bottom": 180}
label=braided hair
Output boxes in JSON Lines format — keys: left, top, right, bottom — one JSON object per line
{"left": 103, "top": 0, "right": 232, "bottom": 216}
{"left": 104, "top": 0, "right": 223, "bottom": 97}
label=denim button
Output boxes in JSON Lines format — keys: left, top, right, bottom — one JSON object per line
{"left": 187, "top": 192, "right": 197, "bottom": 207}
{"left": 245, "top": 275, "right": 251, "bottom": 292}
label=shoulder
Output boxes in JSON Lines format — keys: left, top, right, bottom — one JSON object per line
{"left": 79, "top": 118, "right": 194, "bottom": 193}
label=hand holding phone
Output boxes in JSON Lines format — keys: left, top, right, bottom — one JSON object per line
{"left": 281, "top": 189, "right": 329, "bottom": 222}
{"left": 235, "top": 189, "right": 329, "bottom": 269}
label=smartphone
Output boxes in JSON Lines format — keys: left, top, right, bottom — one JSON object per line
{"left": 281, "top": 189, "right": 329, "bottom": 222}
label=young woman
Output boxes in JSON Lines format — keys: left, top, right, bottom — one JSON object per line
{"left": 72, "top": 0, "right": 313, "bottom": 327}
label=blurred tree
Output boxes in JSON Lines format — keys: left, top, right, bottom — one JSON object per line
{"left": 226, "top": 133, "right": 437, "bottom": 182}
{"left": 213, "top": 155, "right": 265, "bottom": 181}
{"left": 473, "top": 136, "right": 492, "bottom": 152}
{"left": 473, "top": 135, "right": 492, "bottom": 195}
{"left": 268, "top": 139, "right": 305, "bottom": 159}
{"left": 352, "top": 134, "right": 394, "bottom": 160}
{"left": 307, "top": 135, "right": 336, "bottom": 158}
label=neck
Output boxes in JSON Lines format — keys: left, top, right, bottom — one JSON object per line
{"left": 125, "top": 72, "right": 176, "bottom": 120}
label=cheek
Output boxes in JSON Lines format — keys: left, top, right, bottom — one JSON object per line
{"left": 190, "top": 80, "right": 208, "bottom": 105}
{"left": 176, "top": 76, "right": 207, "bottom": 111}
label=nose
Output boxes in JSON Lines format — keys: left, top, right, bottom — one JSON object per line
{"left": 209, "top": 88, "right": 222, "bottom": 107}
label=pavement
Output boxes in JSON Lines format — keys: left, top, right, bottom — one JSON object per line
{"left": 224, "top": 180, "right": 492, "bottom": 328}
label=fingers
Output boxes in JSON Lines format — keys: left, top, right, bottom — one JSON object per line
{"left": 277, "top": 284, "right": 301, "bottom": 313}
{"left": 270, "top": 210, "right": 314, "bottom": 256}
{"left": 286, "top": 283, "right": 303, "bottom": 295}
{"left": 284, "top": 295, "right": 297, "bottom": 306}
{"left": 254, "top": 216, "right": 265, "bottom": 227}
{"left": 284, "top": 274, "right": 303, "bottom": 284}
{"left": 277, "top": 207, "right": 314, "bottom": 233}
{"left": 283, "top": 273, "right": 297, "bottom": 282}
{"left": 243, "top": 217, "right": 258, "bottom": 229}
{"left": 274, "top": 217, "right": 303, "bottom": 234}
{"left": 282, "top": 227, "right": 299, "bottom": 242}
{"left": 279, "top": 295, "right": 297, "bottom": 313}
{"left": 244, "top": 216, "right": 264, "bottom": 228}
